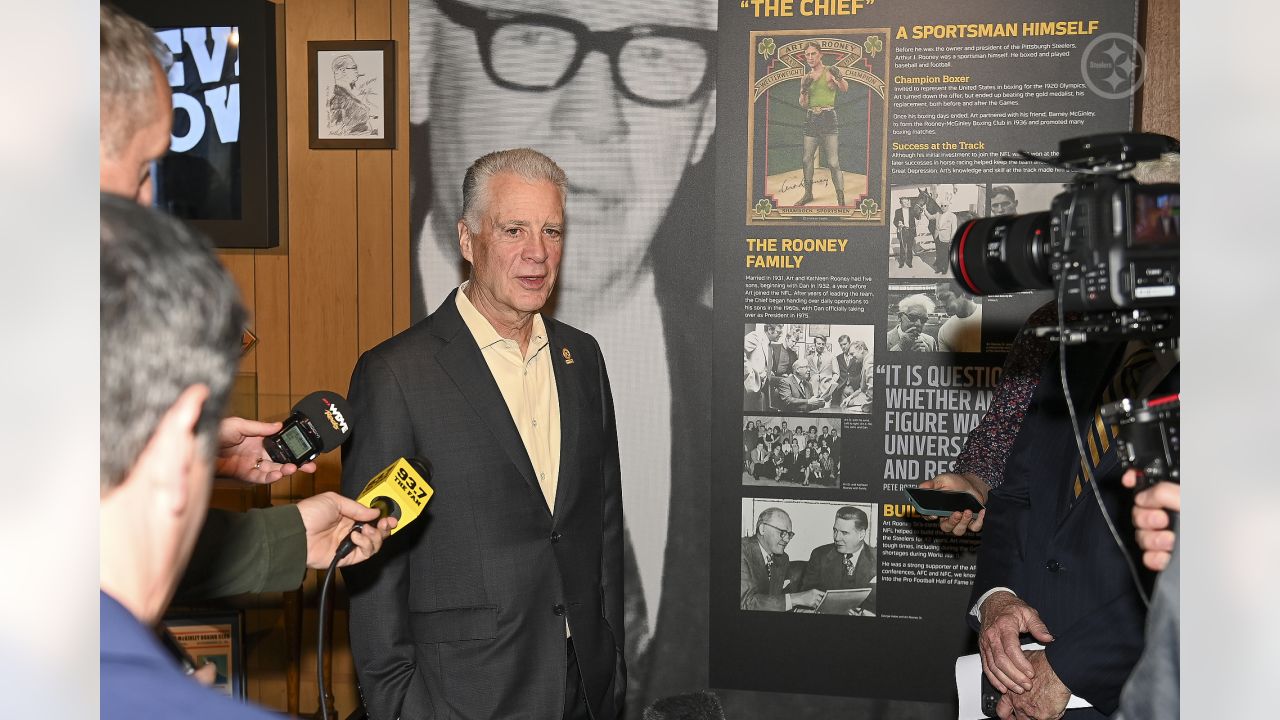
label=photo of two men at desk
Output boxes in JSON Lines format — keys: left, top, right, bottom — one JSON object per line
{"left": 739, "top": 499, "right": 878, "bottom": 617}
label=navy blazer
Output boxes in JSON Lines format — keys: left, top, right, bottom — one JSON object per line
{"left": 969, "top": 344, "right": 1163, "bottom": 715}
{"left": 342, "top": 290, "right": 625, "bottom": 720}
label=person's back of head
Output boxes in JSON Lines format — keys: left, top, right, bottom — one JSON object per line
{"left": 100, "top": 3, "right": 169, "bottom": 161}
{"left": 101, "top": 194, "right": 245, "bottom": 491}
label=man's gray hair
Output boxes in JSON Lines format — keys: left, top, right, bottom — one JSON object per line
{"left": 101, "top": 3, "right": 171, "bottom": 158}
{"left": 898, "top": 293, "right": 936, "bottom": 314}
{"left": 460, "top": 148, "right": 568, "bottom": 233}
{"left": 756, "top": 507, "right": 790, "bottom": 534}
{"left": 101, "top": 194, "right": 246, "bottom": 492}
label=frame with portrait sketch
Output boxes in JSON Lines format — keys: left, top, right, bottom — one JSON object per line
{"left": 309, "top": 40, "right": 397, "bottom": 149}
{"left": 746, "top": 29, "right": 890, "bottom": 226}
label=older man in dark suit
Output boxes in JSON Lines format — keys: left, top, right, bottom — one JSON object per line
{"left": 342, "top": 149, "right": 625, "bottom": 720}
{"left": 740, "top": 508, "right": 824, "bottom": 612}
{"left": 799, "top": 506, "right": 877, "bottom": 615}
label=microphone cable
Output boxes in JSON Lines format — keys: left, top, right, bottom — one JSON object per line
{"left": 317, "top": 527, "right": 365, "bottom": 720}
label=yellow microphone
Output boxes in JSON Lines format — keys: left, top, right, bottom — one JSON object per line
{"left": 336, "top": 457, "right": 432, "bottom": 559}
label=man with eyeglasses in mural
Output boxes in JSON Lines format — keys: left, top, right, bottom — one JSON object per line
{"left": 887, "top": 293, "right": 939, "bottom": 353}
{"left": 408, "top": 0, "right": 715, "bottom": 711}
{"left": 739, "top": 508, "right": 825, "bottom": 612}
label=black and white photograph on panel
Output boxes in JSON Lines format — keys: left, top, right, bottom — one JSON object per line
{"left": 885, "top": 284, "right": 945, "bottom": 353}
{"left": 744, "top": 322, "right": 875, "bottom": 414}
{"left": 740, "top": 498, "right": 878, "bottom": 616}
{"left": 741, "top": 416, "right": 841, "bottom": 488}
{"left": 887, "top": 182, "right": 1068, "bottom": 280}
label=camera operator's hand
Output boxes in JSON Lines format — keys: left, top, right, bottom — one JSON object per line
{"left": 994, "top": 650, "right": 1070, "bottom": 720}
{"left": 216, "top": 416, "right": 318, "bottom": 484}
{"left": 979, "top": 590, "right": 1055, "bottom": 695}
{"left": 920, "top": 472, "right": 990, "bottom": 535}
{"left": 1121, "top": 469, "right": 1179, "bottom": 571}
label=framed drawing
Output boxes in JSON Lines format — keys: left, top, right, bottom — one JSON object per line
{"left": 309, "top": 40, "right": 397, "bottom": 149}
{"left": 162, "top": 610, "right": 247, "bottom": 700}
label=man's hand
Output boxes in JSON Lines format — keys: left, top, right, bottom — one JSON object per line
{"left": 216, "top": 416, "right": 318, "bottom": 484}
{"left": 920, "top": 472, "right": 990, "bottom": 535}
{"left": 979, "top": 591, "right": 1055, "bottom": 695}
{"left": 191, "top": 661, "right": 218, "bottom": 687}
{"left": 1122, "top": 470, "right": 1180, "bottom": 571}
{"left": 296, "top": 492, "right": 396, "bottom": 569}
{"left": 788, "top": 588, "right": 826, "bottom": 609}
{"left": 994, "top": 650, "right": 1071, "bottom": 720}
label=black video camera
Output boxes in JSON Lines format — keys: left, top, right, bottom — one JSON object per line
{"left": 950, "top": 132, "right": 1180, "bottom": 343}
{"left": 1101, "top": 393, "right": 1180, "bottom": 489}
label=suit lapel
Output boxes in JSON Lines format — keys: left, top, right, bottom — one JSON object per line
{"left": 431, "top": 291, "right": 540, "bottom": 496}
{"left": 546, "top": 320, "right": 583, "bottom": 520}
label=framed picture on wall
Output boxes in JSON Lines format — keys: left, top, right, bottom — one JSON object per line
{"left": 115, "top": 0, "right": 280, "bottom": 248}
{"left": 162, "top": 610, "right": 247, "bottom": 700}
{"left": 309, "top": 40, "right": 397, "bottom": 149}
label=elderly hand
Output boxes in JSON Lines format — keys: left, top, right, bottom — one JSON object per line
{"left": 979, "top": 591, "right": 1055, "bottom": 695}
{"left": 216, "top": 416, "right": 318, "bottom": 484}
{"left": 296, "top": 492, "right": 396, "bottom": 569}
{"left": 1122, "top": 470, "right": 1180, "bottom": 571}
{"left": 920, "top": 472, "right": 990, "bottom": 535}
{"left": 788, "top": 588, "right": 826, "bottom": 609}
{"left": 994, "top": 650, "right": 1070, "bottom": 720}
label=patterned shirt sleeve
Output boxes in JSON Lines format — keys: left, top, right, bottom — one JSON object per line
{"left": 952, "top": 300, "right": 1059, "bottom": 488}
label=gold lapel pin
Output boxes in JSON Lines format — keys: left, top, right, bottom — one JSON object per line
{"left": 561, "top": 347, "right": 574, "bottom": 365}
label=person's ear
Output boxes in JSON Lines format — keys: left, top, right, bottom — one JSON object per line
{"left": 689, "top": 87, "right": 717, "bottom": 166}
{"left": 458, "top": 219, "right": 474, "bottom": 264}
{"left": 136, "top": 385, "right": 210, "bottom": 517}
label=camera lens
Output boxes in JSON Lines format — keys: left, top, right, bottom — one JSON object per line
{"left": 950, "top": 212, "right": 1054, "bottom": 296}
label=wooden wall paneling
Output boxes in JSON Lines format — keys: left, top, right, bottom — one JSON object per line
{"left": 286, "top": 0, "right": 360, "bottom": 500}
{"left": 356, "top": 0, "right": 396, "bottom": 354}
{"left": 392, "top": 0, "right": 412, "bottom": 333}
{"left": 1138, "top": 0, "right": 1180, "bottom": 138}
{"left": 285, "top": 2, "right": 360, "bottom": 715}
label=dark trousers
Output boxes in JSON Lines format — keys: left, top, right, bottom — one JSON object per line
{"left": 898, "top": 228, "right": 915, "bottom": 266}
{"left": 564, "top": 638, "right": 592, "bottom": 720}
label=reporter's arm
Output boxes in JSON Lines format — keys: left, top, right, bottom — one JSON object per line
{"left": 175, "top": 505, "right": 307, "bottom": 601}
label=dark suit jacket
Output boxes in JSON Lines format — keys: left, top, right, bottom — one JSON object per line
{"left": 342, "top": 290, "right": 625, "bottom": 720}
{"left": 770, "top": 372, "right": 813, "bottom": 413}
{"left": 969, "top": 344, "right": 1161, "bottom": 715}
{"left": 799, "top": 543, "right": 877, "bottom": 613}
{"left": 739, "top": 535, "right": 789, "bottom": 611}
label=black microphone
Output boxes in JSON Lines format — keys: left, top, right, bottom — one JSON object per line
{"left": 263, "top": 391, "right": 353, "bottom": 465}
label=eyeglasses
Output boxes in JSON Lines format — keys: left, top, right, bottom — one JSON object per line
{"left": 435, "top": 0, "right": 714, "bottom": 107}
{"left": 761, "top": 522, "right": 795, "bottom": 541}
{"left": 901, "top": 312, "right": 929, "bottom": 324}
